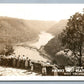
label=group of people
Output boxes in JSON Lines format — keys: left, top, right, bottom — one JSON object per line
{"left": 0, "top": 53, "right": 58, "bottom": 76}
{"left": 0, "top": 53, "right": 33, "bottom": 72}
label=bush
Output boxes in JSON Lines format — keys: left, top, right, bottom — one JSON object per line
{"left": 0, "top": 44, "right": 14, "bottom": 56}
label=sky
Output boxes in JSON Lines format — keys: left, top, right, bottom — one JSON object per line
{"left": 0, "top": 4, "right": 84, "bottom": 21}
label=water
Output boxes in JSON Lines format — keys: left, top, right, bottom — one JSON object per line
{"left": 31, "top": 31, "right": 54, "bottom": 49}
{"left": 14, "top": 31, "right": 54, "bottom": 62}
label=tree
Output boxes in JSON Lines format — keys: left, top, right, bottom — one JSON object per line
{"left": 0, "top": 44, "right": 14, "bottom": 56}
{"left": 4, "top": 44, "right": 14, "bottom": 56}
{"left": 60, "top": 11, "right": 84, "bottom": 66}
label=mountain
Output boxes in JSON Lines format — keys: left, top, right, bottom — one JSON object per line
{"left": 47, "top": 20, "right": 67, "bottom": 35}
{"left": 0, "top": 17, "right": 56, "bottom": 44}
{"left": 0, "top": 17, "right": 37, "bottom": 44}
{"left": 0, "top": 17, "right": 56, "bottom": 54}
{"left": 24, "top": 20, "right": 57, "bottom": 32}
{"left": 44, "top": 20, "right": 68, "bottom": 63}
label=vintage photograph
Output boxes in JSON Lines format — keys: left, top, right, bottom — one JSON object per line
{"left": 0, "top": 4, "right": 84, "bottom": 77}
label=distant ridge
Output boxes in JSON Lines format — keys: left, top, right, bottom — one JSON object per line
{"left": 47, "top": 20, "right": 67, "bottom": 35}
{"left": 0, "top": 16, "right": 56, "bottom": 44}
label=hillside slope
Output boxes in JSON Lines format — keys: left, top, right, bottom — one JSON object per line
{"left": 47, "top": 20, "right": 67, "bottom": 35}
{"left": 25, "top": 20, "right": 57, "bottom": 32}
{"left": 0, "top": 17, "right": 56, "bottom": 44}
{"left": 0, "top": 17, "right": 56, "bottom": 54}
{"left": 0, "top": 17, "right": 38, "bottom": 44}
{"left": 44, "top": 20, "right": 68, "bottom": 60}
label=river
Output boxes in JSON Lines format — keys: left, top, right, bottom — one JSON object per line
{"left": 31, "top": 31, "right": 54, "bottom": 49}
{"left": 14, "top": 31, "right": 54, "bottom": 62}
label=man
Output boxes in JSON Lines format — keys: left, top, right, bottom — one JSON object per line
{"left": 22, "top": 55, "right": 26, "bottom": 69}
{"left": 28, "top": 59, "right": 33, "bottom": 72}
{"left": 0, "top": 55, "right": 3, "bottom": 66}
{"left": 29, "top": 60, "right": 34, "bottom": 73}
{"left": 13, "top": 55, "right": 16, "bottom": 67}
{"left": 28, "top": 59, "right": 31, "bottom": 69}
{"left": 30, "top": 63, "right": 33, "bottom": 73}
{"left": 42, "top": 65, "right": 47, "bottom": 76}
{"left": 25, "top": 57, "right": 29, "bottom": 69}
{"left": 10, "top": 54, "right": 14, "bottom": 67}
{"left": 17, "top": 55, "right": 21, "bottom": 68}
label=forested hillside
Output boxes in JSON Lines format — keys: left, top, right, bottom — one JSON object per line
{"left": 47, "top": 20, "right": 67, "bottom": 35}
{"left": 0, "top": 17, "right": 56, "bottom": 55}
{"left": 44, "top": 20, "right": 67, "bottom": 58}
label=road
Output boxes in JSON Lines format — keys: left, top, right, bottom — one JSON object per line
{"left": 0, "top": 66, "right": 41, "bottom": 76}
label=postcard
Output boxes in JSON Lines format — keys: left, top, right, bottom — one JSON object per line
{"left": 0, "top": 4, "right": 84, "bottom": 81}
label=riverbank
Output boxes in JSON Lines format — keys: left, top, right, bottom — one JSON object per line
{"left": 13, "top": 31, "right": 54, "bottom": 62}
{"left": 13, "top": 46, "right": 50, "bottom": 62}
{"left": 31, "top": 31, "right": 54, "bottom": 49}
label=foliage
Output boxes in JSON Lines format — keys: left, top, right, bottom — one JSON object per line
{"left": 0, "top": 44, "right": 14, "bottom": 56}
{"left": 5, "top": 44, "right": 14, "bottom": 56}
{"left": 44, "top": 36, "right": 65, "bottom": 57}
{"left": 60, "top": 12, "right": 84, "bottom": 66}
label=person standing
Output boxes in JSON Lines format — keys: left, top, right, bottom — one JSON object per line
{"left": 42, "top": 65, "right": 47, "bottom": 76}
{"left": 10, "top": 54, "right": 14, "bottom": 67}
{"left": 7, "top": 57, "right": 11, "bottom": 67}
{"left": 28, "top": 59, "right": 33, "bottom": 72}
{"left": 17, "top": 55, "right": 21, "bottom": 68}
{"left": 22, "top": 55, "right": 26, "bottom": 69}
{"left": 0, "top": 55, "right": 2, "bottom": 65}
{"left": 25, "top": 57, "right": 29, "bottom": 69}
{"left": 13, "top": 53, "right": 17, "bottom": 67}
{"left": 13, "top": 55, "right": 16, "bottom": 68}
{"left": 28, "top": 59, "right": 31, "bottom": 69}
{"left": 30, "top": 63, "right": 34, "bottom": 73}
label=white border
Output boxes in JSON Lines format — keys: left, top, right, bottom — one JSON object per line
{"left": 0, "top": 76, "right": 84, "bottom": 81}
